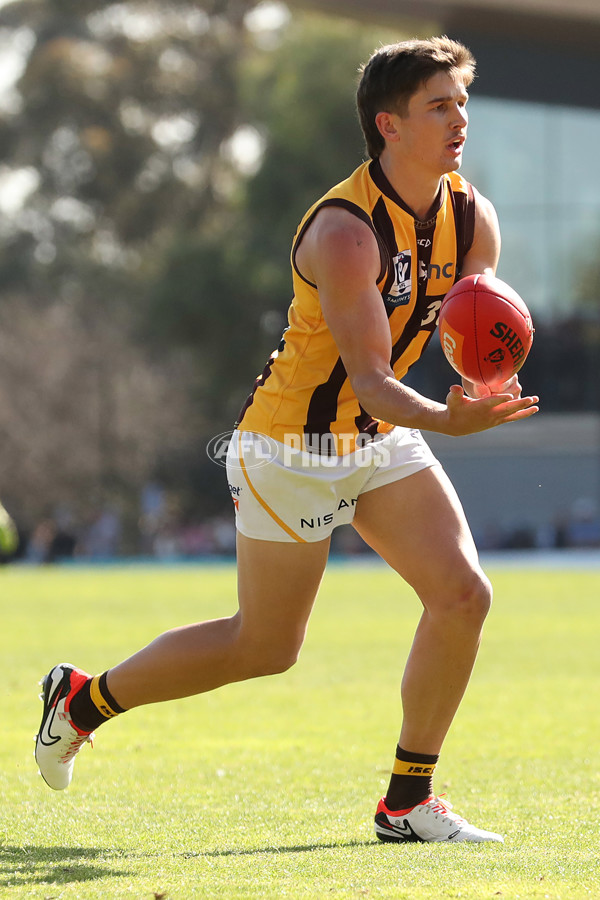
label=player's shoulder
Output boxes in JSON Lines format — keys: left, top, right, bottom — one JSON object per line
{"left": 446, "top": 172, "right": 497, "bottom": 226}
{"left": 446, "top": 170, "right": 472, "bottom": 197}
{"left": 324, "top": 159, "right": 373, "bottom": 200}
{"left": 293, "top": 163, "right": 381, "bottom": 283}
{"left": 303, "top": 163, "right": 375, "bottom": 225}
{"left": 471, "top": 187, "right": 499, "bottom": 228}
{"left": 299, "top": 163, "right": 379, "bottom": 250}
{"left": 308, "top": 203, "right": 372, "bottom": 240}
{"left": 296, "top": 196, "right": 380, "bottom": 286}
{"left": 300, "top": 204, "right": 379, "bottom": 283}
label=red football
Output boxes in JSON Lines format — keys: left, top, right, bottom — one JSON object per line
{"left": 438, "top": 273, "right": 534, "bottom": 387}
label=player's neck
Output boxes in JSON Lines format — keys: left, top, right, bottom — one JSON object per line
{"left": 378, "top": 151, "right": 444, "bottom": 221}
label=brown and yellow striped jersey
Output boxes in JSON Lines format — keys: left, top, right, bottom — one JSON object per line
{"left": 237, "top": 158, "right": 475, "bottom": 454}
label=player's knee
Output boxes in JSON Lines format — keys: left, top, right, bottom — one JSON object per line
{"left": 237, "top": 634, "right": 302, "bottom": 678}
{"left": 430, "top": 568, "right": 492, "bottom": 624}
{"left": 451, "top": 569, "right": 492, "bottom": 623}
{"left": 257, "top": 647, "right": 300, "bottom": 676}
{"left": 245, "top": 646, "right": 300, "bottom": 677}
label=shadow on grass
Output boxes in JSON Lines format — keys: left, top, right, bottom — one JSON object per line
{"left": 0, "top": 844, "right": 133, "bottom": 888}
{"left": 193, "top": 839, "right": 377, "bottom": 858}
{"left": 1, "top": 839, "right": 379, "bottom": 885}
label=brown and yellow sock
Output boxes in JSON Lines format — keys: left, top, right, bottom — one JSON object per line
{"left": 69, "top": 671, "right": 127, "bottom": 733}
{"left": 384, "top": 745, "right": 439, "bottom": 812}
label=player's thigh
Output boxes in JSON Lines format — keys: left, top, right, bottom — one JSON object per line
{"left": 353, "top": 465, "right": 485, "bottom": 601}
{"left": 235, "top": 532, "right": 330, "bottom": 656}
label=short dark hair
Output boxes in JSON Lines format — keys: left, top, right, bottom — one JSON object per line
{"left": 356, "top": 36, "right": 476, "bottom": 159}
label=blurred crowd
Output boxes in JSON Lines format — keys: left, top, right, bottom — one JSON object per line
{"left": 2, "top": 487, "right": 600, "bottom": 565}
{"left": 473, "top": 496, "right": 600, "bottom": 553}
{"left": 0, "top": 483, "right": 237, "bottom": 565}
{"left": 20, "top": 510, "right": 238, "bottom": 564}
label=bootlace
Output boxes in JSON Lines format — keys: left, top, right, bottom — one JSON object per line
{"left": 59, "top": 731, "right": 94, "bottom": 763}
{"left": 428, "top": 796, "right": 465, "bottom": 824}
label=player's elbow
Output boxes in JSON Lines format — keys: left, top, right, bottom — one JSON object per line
{"left": 350, "top": 371, "right": 390, "bottom": 421}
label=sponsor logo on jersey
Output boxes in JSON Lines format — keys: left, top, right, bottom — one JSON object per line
{"left": 427, "top": 261, "right": 455, "bottom": 280}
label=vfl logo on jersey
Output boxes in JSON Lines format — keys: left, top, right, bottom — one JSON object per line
{"left": 384, "top": 250, "right": 412, "bottom": 306}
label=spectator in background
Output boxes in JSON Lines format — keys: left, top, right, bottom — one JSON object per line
{"left": 79, "top": 505, "right": 122, "bottom": 560}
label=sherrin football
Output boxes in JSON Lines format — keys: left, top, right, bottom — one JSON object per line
{"left": 438, "top": 273, "right": 534, "bottom": 388}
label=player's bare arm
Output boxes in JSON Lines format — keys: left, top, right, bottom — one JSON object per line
{"left": 461, "top": 189, "right": 501, "bottom": 280}
{"left": 298, "top": 206, "right": 537, "bottom": 436}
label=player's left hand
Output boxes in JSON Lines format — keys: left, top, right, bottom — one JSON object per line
{"left": 462, "top": 373, "right": 522, "bottom": 401}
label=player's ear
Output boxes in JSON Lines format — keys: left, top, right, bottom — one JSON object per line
{"left": 375, "top": 111, "right": 401, "bottom": 144}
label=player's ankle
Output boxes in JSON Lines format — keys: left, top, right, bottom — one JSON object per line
{"left": 384, "top": 745, "right": 439, "bottom": 811}
{"left": 69, "top": 671, "right": 127, "bottom": 732}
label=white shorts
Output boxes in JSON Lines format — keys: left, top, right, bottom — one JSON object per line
{"left": 226, "top": 427, "right": 439, "bottom": 543}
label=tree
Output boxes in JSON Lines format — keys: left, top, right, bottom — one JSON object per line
{"left": 0, "top": 292, "right": 197, "bottom": 532}
{"left": 0, "top": 0, "right": 259, "bottom": 533}
{"left": 1, "top": 0, "right": 253, "bottom": 258}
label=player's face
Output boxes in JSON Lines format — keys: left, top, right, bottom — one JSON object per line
{"left": 395, "top": 70, "right": 469, "bottom": 177}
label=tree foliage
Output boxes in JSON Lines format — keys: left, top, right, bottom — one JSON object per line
{"left": 0, "top": 0, "right": 253, "bottom": 293}
{"left": 0, "top": 0, "right": 259, "bottom": 528}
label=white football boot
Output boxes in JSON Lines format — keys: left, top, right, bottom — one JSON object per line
{"left": 35, "top": 663, "right": 94, "bottom": 790}
{"left": 374, "top": 795, "right": 504, "bottom": 843}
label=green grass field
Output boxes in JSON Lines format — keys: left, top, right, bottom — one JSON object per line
{"left": 1, "top": 561, "right": 599, "bottom": 899}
